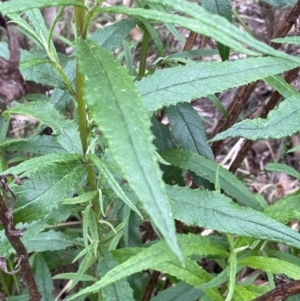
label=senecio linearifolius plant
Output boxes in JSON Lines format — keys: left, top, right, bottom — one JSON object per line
{"left": 0, "top": 0, "right": 300, "bottom": 300}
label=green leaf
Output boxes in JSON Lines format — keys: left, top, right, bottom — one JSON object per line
{"left": 90, "top": 18, "right": 138, "bottom": 51}
{"left": 264, "top": 193, "right": 300, "bottom": 224}
{"left": 63, "top": 191, "right": 98, "bottom": 205}
{"left": 210, "top": 94, "right": 300, "bottom": 142}
{"left": 272, "top": 36, "right": 300, "bottom": 45}
{"left": 4, "top": 101, "right": 82, "bottom": 154}
{"left": 150, "top": 282, "right": 204, "bottom": 301}
{"left": 89, "top": 154, "right": 142, "bottom": 218}
{"left": 167, "top": 185, "right": 300, "bottom": 248}
{"left": 165, "top": 103, "right": 213, "bottom": 159}
{"left": 100, "top": 4, "right": 295, "bottom": 62}
{"left": 1, "top": 154, "right": 85, "bottom": 223}
{"left": 265, "top": 163, "right": 300, "bottom": 179}
{"left": 238, "top": 256, "right": 300, "bottom": 280}
{"left": 0, "top": 0, "right": 86, "bottom": 15}
{"left": 260, "top": 0, "right": 296, "bottom": 7}
{"left": 234, "top": 284, "right": 261, "bottom": 301}
{"left": 26, "top": 230, "right": 77, "bottom": 253}
{"left": 137, "top": 57, "right": 298, "bottom": 113}
{"left": 34, "top": 254, "right": 54, "bottom": 301}
{"left": 76, "top": 39, "right": 181, "bottom": 260}
{"left": 200, "top": 0, "right": 232, "bottom": 61}
{"left": 162, "top": 149, "right": 260, "bottom": 210}
{"left": 68, "top": 234, "right": 227, "bottom": 299}
{"left": 98, "top": 247, "right": 135, "bottom": 301}
{"left": 264, "top": 75, "right": 299, "bottom": 98}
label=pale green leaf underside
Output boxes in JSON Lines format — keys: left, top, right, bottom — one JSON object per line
{"left": 0, "top": 0, "right": 86, "bottom": 15}
{"left": 137, "top": 57, "right": 298, "bottom": 112}
{"left": 68, "top": 234, "right": 227, "bottom": 299}
{"left": 75, "top": 39, "right": 181, "bottom": 260}
{"left": 272, "top": 36, "right": 300, "bottom": 44}
{"left": 210, "top": 94, "right": 300, "bottom": 142}
{"left": 239, "top": 256, "right": 300, "bottom": 280}
{"left": 101, "top": 3, "right": 300, "bottom": 64}
{"left": 4, "top": 101, "right": 82, "bottom": 154}
{"left": 265, "top": 162, "right": 300, "bottom": 179}
{"left": 162, "top": 149, "right": 260, "bottom": 210}
{"left": 167, "top": 185, "right": 300, "bottom": 248}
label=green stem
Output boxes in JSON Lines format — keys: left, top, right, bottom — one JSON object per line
{"left": 138, "top": 28, "right": 150, "bottom": 80}
{"left": 75, "top": 3, "right": 99, "bottom": 218}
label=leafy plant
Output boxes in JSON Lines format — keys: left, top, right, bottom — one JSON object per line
{"left": 0, "top": 0, "right": 300, "bottom": 300}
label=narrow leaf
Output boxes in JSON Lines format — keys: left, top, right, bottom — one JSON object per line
{"left": 167, "top": 185, "right": 300, "bottom": 249}
{"left": 76, "top": 39, "right": 181, "bottom": 259}
{"left": 0, "top": 0, "right": 86, "bottom": 15}
{"left": 162, "top": 149, "right": 260, "bottom": 210}
{"left": 136, "top": 57, "right": 298, "bottom": 112}
{"left": 4, "top": 101, "right": 82, "bottom": 154}
{"left": 210, "top": 94, "right": 300, "bottom": 142}
{"left": 264, "top": 75, "right": 299, "bottom": 98}
{"left": 165, "top": 103, "right": 213, "bottom": 159}
{"left": 265, "top": 163, "right": 300, "bottom": 179}
{"left": 238, "top": 256, "right": 300, "bottom": 280}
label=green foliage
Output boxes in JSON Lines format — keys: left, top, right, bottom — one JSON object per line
{"left": 0, "top": 1, "right": 300, "bottom": 300}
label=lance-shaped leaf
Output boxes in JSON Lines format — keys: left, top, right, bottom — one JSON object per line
{"left": 200, "top": 0, "right": 232, "bottom": 61}
{"left": 0, "top": 0, "right": 86, "bottom": 15}
{"left": 68, "top": 234, "right": 227, "bottom": 299}
{"left": 167, "top": 185, "right": 300, "bottom": 248}
{"left": 0, "top": 153, "right": 86, "bottom": 223}
{"left": 136, "top": 57, "right": 298, "bottom": 113}
{"left": 3, "top": 101, "right": 82, "bottom": 154}
{"left": 101, "top": 1, "right": 300, "bottom": 63}
{"left": 75, "top": 39, "right": 181, "bottom": 260}
{"left": 162, "top": 149, "right": 260, "bottom": 210}
{"left": 210, "top": 94, "right": 300, "bottom": 142}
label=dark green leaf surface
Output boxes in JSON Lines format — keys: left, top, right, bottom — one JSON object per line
{"left": 1, "top": 154, "right": 85, "bottom": 223}
{"left": 34, "top": 254, "right": 54, "bottom": 301}
{"left": 165, "top": 103, "right": 213, "bottom": 159}
{"left": 76, "top": 39, "right": 181, "bottom": 259}
{"left": 162, "top": 149, "right": 260, "bottom": 210}
{"left": 4, "top": 101, "right": 82, "bottom": 154}
{"left": 136, "top": 57, "right": 298, "bottom": 112}
{"left": 90, "top": 18, "right": 138, "bottom": 51}
{"left": 98, "top": 247, "right": 135, "bottom": 301}
{"left": 0, "top": 0, "right": 86, "bottom": 15}
{"left": 210, "top": 94, "right": 300, "bottom": 142}
{"left": 238, "top": 256, "right": 300, "bottom": 279}
{"left": 201, "top": 0, "right": 232, "bottom": 60}
{"left": 167, "top": 185, "right": 300, "bottom": 248}
{"left": 68, "top": 234, "right": 227, "bottom": 298}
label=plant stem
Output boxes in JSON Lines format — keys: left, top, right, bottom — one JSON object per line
{"left": 138, "top": 27, "right": 150, "bottom": 80}
{"left": 75, "top": 2, "right": 99, "bottom": 217}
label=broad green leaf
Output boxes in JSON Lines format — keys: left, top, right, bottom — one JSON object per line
{"left": 165, "top": 103, "right": 213, "bottom": 159}
{"left": 234, "top": 284, "right": 261, "bottom": 301}
{"left": 0, "top": 0, "right": 86, "bottom": 15}
{"left": 25, "top": 230, "right": 77, "bottom": 253}
{"left": 210, "top": 94, "right": 300, "bottom": 142}
{"left": 4, "top": 101, "right": 82, "bottom": 154}
{"left": 68, "top": 234, "right": 227, "bottom": 299}
{"left": 238, "top": 256, "right": 300, "bottom": 280}
{"left": 260, "top": 0, "right": 296, "bottom": 7}
{"left": 266, "top": 250, "right": 300, "bottom": 267}
{"left": 150, "top": 282, "right": 204, "bottom": 301}
{"left": 2, "top": 135, "right": 66, "bottom": 154}
{"left": 0, "top": 153, "right": 85, "bottom": 223}
{"left": 162, "top": 149, "right": 260, "bottom": 210}
{"left": 167, "top": 185, "right": 300, "bottom": 248}
{"left": 265, "top": 162, "right": 300, "bottom": 179}
{"left": 264, "top": 75, "right": 299, "bottom": 98}
{"left": 101, "top": 3, "right": 300, "bottom": 63}
{"left": 89, "top": 154, "right": 142, "bottom": 218}
{"left": 34, "top": 254, "right": 54, "bottom": 301}
{"left": 200, "top": 0, "right": 232, "bottom": 60}
{"left": 76, "top": 39, "right": 181, "bottom": 259}
{"left": 137, "top": 57, "right": 298, "bottom": 113}
{"left": 90, "top": 18, "right": 138, "bottom": 51}
{"left": 264, "top": 193, "right": 300, "bottom": 224}
{"left": 98, "top": 247, "right": 135, "bottom": 301}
